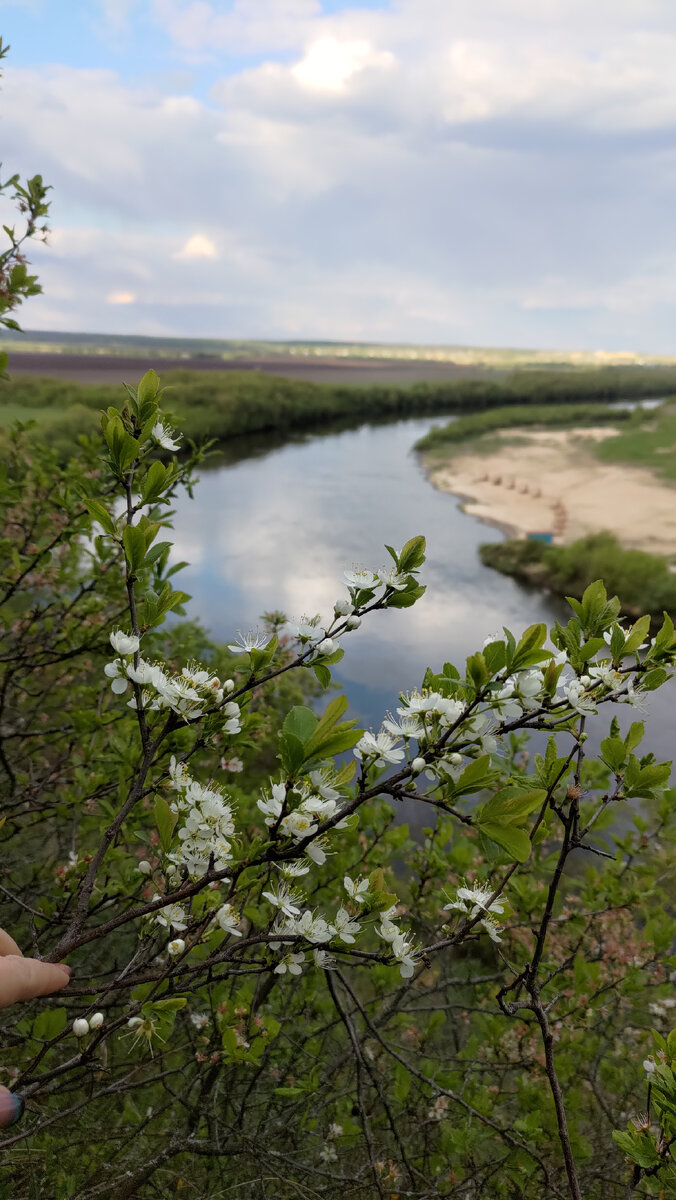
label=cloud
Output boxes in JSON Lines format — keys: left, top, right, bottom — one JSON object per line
{"left": 5, "top": 2, "right": 676, "bottom": 350}
{"left": 291, "top": 37, "right": 395, "bottom": 92}
{"left": 175, "top": 233, "right": 219, "bottom": 259}
{"left": 107, "top": 290, "right": 136, "bottom": 304}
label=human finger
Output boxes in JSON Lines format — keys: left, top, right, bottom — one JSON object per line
{"left": 0, "top": 1088, "right": 24, "bottom": 1129}
{"left": 0, "top": 930, "right": 23, "bottom": 957}
{"left": 0, "top": 957, "right": 70, "bottom": 1008}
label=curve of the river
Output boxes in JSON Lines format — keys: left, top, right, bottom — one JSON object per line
{"left": 169, "top": 414, "right": 674, "bottom": 791}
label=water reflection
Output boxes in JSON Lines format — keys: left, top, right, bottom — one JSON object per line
{"left": 170, "top": 414, "right": 674, "bottom": 809}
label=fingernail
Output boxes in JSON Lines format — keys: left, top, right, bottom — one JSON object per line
{"left": 56, "top": 965, "right": 71, "bottom": 979}
{"left": 5, "top": 1095, "right": 25, "bottom": 1128}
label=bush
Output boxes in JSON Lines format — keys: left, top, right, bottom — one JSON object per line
{"left": 1, "top": 374, "right": 676, "bottom": 1198}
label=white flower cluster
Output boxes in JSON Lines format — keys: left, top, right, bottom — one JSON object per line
{"left": 257, "top": 771, "right": 349, "bottom": 866}
{"left": 444, "top": 884, "right": 505, "bottom": 943}
{"left": 377, "top": 906, "right": 420, "bottom": 977}
{"left": 105, "top": 634, "right": 238, "bottom": 726}
{"left": 263, "top": 875, "right": 417, "bottom": 980}
{"left": 165, "top": 755, "right": 236, "bottom": 877}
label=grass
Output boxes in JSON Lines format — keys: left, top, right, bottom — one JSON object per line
{"left": 415, "top": 402, "right": 634, "bottom": 454}
{"left": 3, "top": 366, "right": 676, "bottom": 464}
{"left": 594, "top": 402, "right": 676, "bottom": 483}
{"left": 480, "top": 533, "right": 676, "bottom": 621}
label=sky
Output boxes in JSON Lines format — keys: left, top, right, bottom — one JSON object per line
{"left": 2, "top": 0, "right": 676, "bottom": 352}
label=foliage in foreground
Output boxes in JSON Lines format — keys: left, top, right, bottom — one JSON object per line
{"left": 1, "top": 374, "right": 676, "bottom": 1199}
{"left": 481, "top": 532, "right": 676, "bottom": 623}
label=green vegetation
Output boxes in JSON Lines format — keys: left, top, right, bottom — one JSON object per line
{"left": 594, "top": 398, "right": 676, "bottom": 483}
{"left": 481, "top": 532, "right": 676, "bottom": 621}
{"left": 415, "top": 401, "right": 633, "bottom": 453}
{"left": 4, "top": 388, "right": 676, "bottom": 1198}
{"left": 4, "top": 364, "right": 676, "bottom": 462}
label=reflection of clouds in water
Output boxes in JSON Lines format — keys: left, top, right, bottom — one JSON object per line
{"left": 169, "top": 416, "right": 676, "bottom": 766}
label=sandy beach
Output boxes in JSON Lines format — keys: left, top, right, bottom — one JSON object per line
{"left": 424, "top": 427, "right": 676, "bottom": 556}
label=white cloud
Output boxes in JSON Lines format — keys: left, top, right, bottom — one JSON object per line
{"left": 6, "top": 3, "right": 676, "bottom": 350}
{"left": 291, "top": 37, "right": 395, "bottom": 93}
{"left": 175, "top": 233, "right": 218, "bottom": 259}
{"left": 107, "top": 290, "right": 136, "bottom": 304}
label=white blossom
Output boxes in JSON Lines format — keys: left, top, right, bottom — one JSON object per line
{"left": 227, "top": 629, "right": 269, "bottom": 655}
{"left": 274, "top": 952, "right": 305, "bottom": 976}
{"left": 376, "top": 566, "right": 408, "bottom": 591}
{"left": 152, "top": 421, "right": 181, "bottom": 451}
{"left": 73, "top": 1018, "right": 90, "bottom": 1037}
{"left": 153, "top": 897, "right": 188, "bottom": 931}
{"left": 215, "top": 902, "right": 243, "bottom": 937}
{"left": 263, "top": 886, "right": 302, "bottom": 919}
{"left": 344, "top": 567, "right": 377, "bottom": 589}
{"left": 354, "top": 730, "right": 405, "bottom": 767}
{"left": 344, "top": 875, "right": 369, "bottom": 903}
{"left": 333, "top": 907, "right": 360, "bottom": 944}
{"left": 258, "top": 782, "right": 286, "bottom": 825}
{"left": 89, "top": 1012, "right": 104, "bottom": 1029}
{"left": 109, "top": 630, "right": 140, "bottom": 656}
{"left": 167, "top": 938, "right": 185, "bottom": 956}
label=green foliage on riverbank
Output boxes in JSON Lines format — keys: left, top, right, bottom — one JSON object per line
{"left": 3, "top": 364, "right": 676, "bottom": 462}
{"left": 481, "top": 532, "right": 676, "bottom": 620}
{"left": 415, "top": 401, "right": 632, "bottom": 453}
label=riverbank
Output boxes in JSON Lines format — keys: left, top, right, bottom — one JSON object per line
{"left": 3, "top": 362, "right": 676, "bottom": 464}
{"left": 422, "top": 426, "right": 676, "bottom": 557}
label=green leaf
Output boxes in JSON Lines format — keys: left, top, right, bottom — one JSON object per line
{"left": 154, "top": 795, "right": 178, "bottom": 852}
{"left": 622, "top": 615, "right": 651, "bottom": 657}
{"left": 511, "top": 623, "right": 547, "bottom": 671}
{"left": 466, "top": 651, "right": 489, "bottom": 689}
{"left": 600, "top": 737, "right": 626, "bottom": 773}
{"left": 141, "top": 460, "right": 168, "bottom": 504}
{"left": 478, "top": 823, "right": 532, "bottom": 863}
{"left": 123, "top": 525, "right": 147, "bottom": 574}
{"left": 279, "top": 732, "right": 306, "bottom": 775}
{"left": 83, "top": 497, "right": 117, "bottom": 537}
{"left": 612, "top": 1130, "right": 661, "bottom": 1169}
{"left": 625, "top": 721, "right": 644, "bottom": 752}
{"left": 312, "top": 663, "right": 331, "bottom": 688}
{"left": 32, "top": 1007, "right": 67, "bottom": 1040}
{"left": 480, "top": 786, "right": 547, "bottom": 824}
{"left": 387, "top": 583, "right": 426, "bottom": 608}
{"left": 397, "top": 535, "right": 426, "bottom": 572}
{"left": 137, "top": 369, "right": 160, "bottom": 407}
{"left": 450, "top": 755, "right": 497, "bottom": 798}
{"left": 282, "top": 706, "right": 318, "bottom": 746}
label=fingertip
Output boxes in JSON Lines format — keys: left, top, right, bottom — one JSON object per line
{"left": 55, "top": 964, "right": 71, "bottom": 980}
{"left": 0, "top": 1091, "right": 24, "bottom": 1129}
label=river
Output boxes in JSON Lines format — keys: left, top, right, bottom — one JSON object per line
{"left": 169, "top": 414, "right": 674, "bottom": 804}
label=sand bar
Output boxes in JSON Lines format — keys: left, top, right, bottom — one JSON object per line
{"left": 423, "top": 427, "right": 676, "bottom": 556}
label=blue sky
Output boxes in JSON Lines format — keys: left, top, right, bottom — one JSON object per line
{"left": 2, "top": 0, "right": 676, "bottom": 352}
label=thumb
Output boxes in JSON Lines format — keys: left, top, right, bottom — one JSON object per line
{"left": 0, "top": 1088, "right": 24, "bottom": 1129}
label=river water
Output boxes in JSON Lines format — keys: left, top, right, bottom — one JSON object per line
{"left": 169, "top": 414, "right": 674, "bottom": 793}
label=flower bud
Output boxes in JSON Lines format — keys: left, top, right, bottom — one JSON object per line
{"left": 168, "top": 938, "right": 186, "bottom": 957}
{"left": 317, "top": 638, "right": 336, "bottom": 656}
{"left": 137, "top": 860, "right": 152, "bottom": 876}
{"left": 223, "top": 679, "right": 235, "bottom": 693}
{"left": 89, "top": 1012, "right": 104, "bottom": 1029}
{"left": 411, "top": 757, "right": 426, "bottom": 774}
{"left": 73, "top": 1018, "right": 90, "bottom": 1037}
{"left": 345, "top": 616, "right": 361, "bottom": 630}
{"left": 223, "top": 701, "right": 239, "bottom": 717}
{"left": 334, "top": 599, "right": 353, "bottom": 616}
